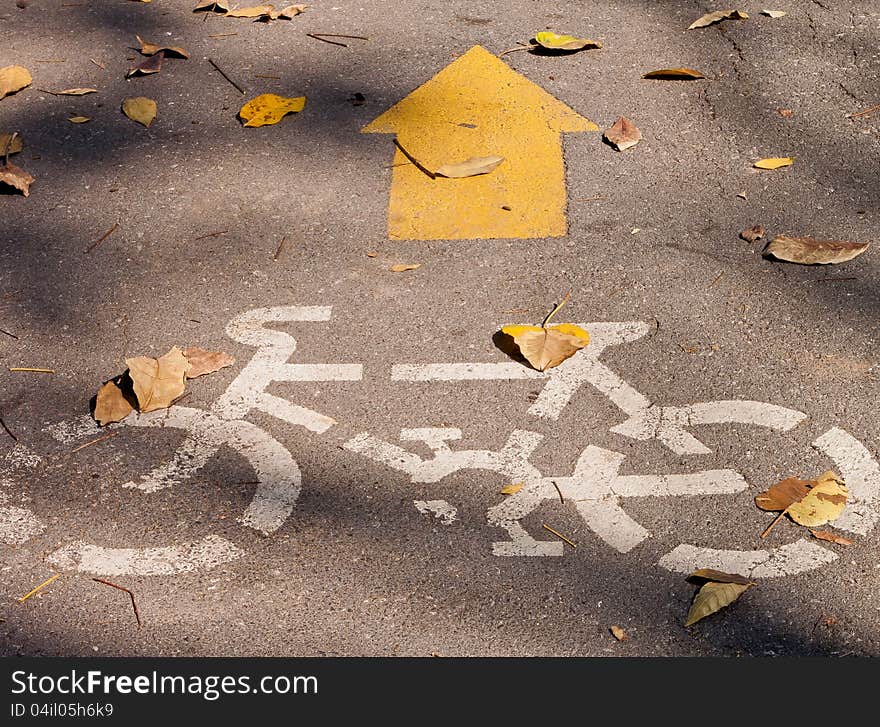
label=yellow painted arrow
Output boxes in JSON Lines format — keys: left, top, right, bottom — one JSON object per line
{"left": 363, "top": 46, "right": 598, "bottom": 241}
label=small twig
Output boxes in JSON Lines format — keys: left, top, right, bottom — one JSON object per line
{"left": 542, "top": 524, "right": 577, "bottom": 548}
{"left": 393, "top": 138, "right": 435, "bottom": 179}
{"left": 273, "top": 235, "right": 286, "bottom": 260}
{"left": 551, "top": 480, "right": 564, "bottom": 504}
{"left": 192, "top": 229, "right": 228, "bottom": 241}
{"left": 209, "top": 58, "right": 245, "bottom": 95}
{"left": 307, "top": 33, "right": 348, "bottom": 47}
{"left": 85, "top": 222, "right": 119, "bottom": 254}
{"left": 208, "top": 32, "right": 238, "bottom": 38}
{"left": 848, "top": 103, "right": 880, "bottom": 118}
{"left": 760, "top": 511, "right": 787, "bottom": 539}
{"left": 18, "top": 574, "right": 61, "bottom": 603}
{"left": 499, "top": 44, "right": 539, "bottom": 57}
{"left": 0, "top": 328, "right": 18, "bottom": 339}
{"left": 707, "top": 270, "right": 725, "bottom": 288}
{"left": 34, "top": 59, "right": 66, "bottom": 63}
{"left": 89, "top": 58, "right": 106, "bottom": 70}
{"left": 307, "top": 33, "right": 368, "bottom": 48}
{"left": 92, "top": 578, "right": 141, "bottom": 627}
{"left": 8, "top": 367, "right": 55, "bottom": 373}
{"left": 0, "top": 417, "right": 17, "bottom": 441}
{"left": 69, "top": 431, "right": 118, "bottom": 454}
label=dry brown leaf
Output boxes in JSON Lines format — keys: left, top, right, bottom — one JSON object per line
{"left": 94, "top": 378, "right": 134, "bottom": 425}
{"left": 809, "top": 529, "right": 853, "bottom": 546}
{"left": 0, "top": 132, "right": 23, "bottom": 155}
{"left": 194, "top": 0, "right": 231, "bottom": 11}
{"left": 0, "top": 161, "right": 34, "bottom": 196}
{"left": 276, "top": 4, "right": 307, "bottom": 18}
{"left": 126, "top": 347, "right": 190, "bottom": 413}
{"left": 502, "top": 323, "right": 589, "bottom": 371}
{"left": 787, "top": 472, "right": 848, "bottom": 527}
{"left": 755, "top": 476, "right": 812, "bottom": 512}
{"left": 688, "top": 9, "right": 749, "bottom": 29}
{"left": 740, "top": 225, "right": 765, "bottom": 242}
{"left": 777, "top": 108, "right": 793, "bottom": 118}
{"left": 685, "top": 580, "right": 753, "bottom": 627}
{"left": 754, "top": 156, "right": 793, "bottom": 169}
{"left": 609, "top": 625, "right": 627, "bottom": 641}
{"left": 643, "top": 68, "right": 705, "bottom": 80}
{"left": 435, "top": 155, "right": 504, "bottom": 178}
{"left": 762, "top": 234, "right": 869, "bottom": 265}
{"left": 226, "top": 4, "right": 274, "bottom": 17}
{"left": 604, "top": 116, "right": 641, "bottom": 151}
{"left": 183, "top": 347, "right": 235, "bottom": 378}
{"left": 390, "top": 263, "right": 421, "bottom": 272}
{"left": 127, "top": 51, "right": 164, "bottom": 78}
{"left": 761, "top": 10, "right": 787, "bottom": 18}
{"left": 0, "top": 65, "right": 32, "bottom": 100}
{"left": 122, "top": 97, "right": 157, "bottom": 127}
{"left": 67, "top": 116, "right": 91, "bottom": 124}
{"left": 686, "top": 568, "right": 753, "bottom": 586}
{"left": 43, "top": 88, "right": 98, "bottom": 96}
{"left": 500, "top": 482, "right": 525, "bottom": 495}
{"left": 136, "top": 35, "right": 189, "bottom": 59}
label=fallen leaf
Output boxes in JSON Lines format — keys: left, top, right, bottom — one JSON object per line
{"left": 194, "top": 0, "right": 230, "bottom": 11}
{"left": 787, "top": 472, "right": 848, "bottom": 527}
{"left": 603, "top": 116, "right": 641, "bottom": 151}
{"left": 754, "top": 156, "right": 793, "bottom": 169}
{"left": 122, "top": 96, "right": 157, "bottom": 127}
{"left": 740, "top": 225, "right": 765, "bottom": 242}
{"left": 0, "top": 132, "right": 23, "bottom": 155}
{"left": 761, "top": 10, "right": 787, "bottom": 18}
{"left": 390, "top": 263, "right": 421, "bottom": 272}
{"left": 755, "top": 476, "right": 812, "bottom": 512}
{"left": 0, "top": 161, "right": 34, "bottom": 196}
{"left": 126, "top": 51, "right": 164, "bottom": 78}
{"left": 533, "top": 31, "right": 602, "bottom": 51}
{"left": 762, "top": 234, "right": 869, "bottom": 265}
{"left": 809, "top": 529, "right": 853, "bottom": 546}
{"left": 502, "top": 323, "right": 589, "bottom": 372}
{"left": 126, "top": 347, "right": 190, "bottom": 413}
{"left": 435, "top": 155, "right": 504, "bottom": 178}
{"left": 135, "top": 35, "right": 189, "bottom": 59}
{"left": 609, "top": 625, "right": 627, "bottom": 641}
{"left": 94, "top": 378, "right": 134, "bottom": 425}
{"left": 643, "top": 68, "right": 705, "bottom": 80}
{"left": 0, "top": 65, "right": 32, "bottom": 100}
{"left": 261, "top": 4, "right": 307, "bottom": 19}
{"left": 43, "top": 88, "right": 98, "bottom": 96}
{"left": 226, "top": 4, "right": 275, "bottom": 17}
{"left": 67, "top": 116, "right": 91, "bottom": 123}
{"left": 238, "top": 93, "right": 306, "bottom": 127}
{"left": 777, "top": 108, "right": 793, "bottom": 118}
{"left": 688, "top": 9, "right": 749, "bottom": 29}
{"left": 686, "top": 568, "right": 753, "bottom": 585}
{"left": 500, "top": 483, "right": 524, "bottom": 495}
{"left": 685, "top": 580, "right": 754, "bottom": 627}
{"left": 183, "top": 347, "right": 235, "bottom": 378}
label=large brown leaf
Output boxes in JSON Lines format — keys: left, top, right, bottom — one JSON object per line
{"left": 0, "top": 161, "right": 34, "bottom": 196}
{"left": 604, "top": 116, "right": 641, "bottom": 151}
{"left": 755, "top": 476, "right": 812, "bottom": 512}
{"left": 763, "top": 235, "right": 869, "bottom": 265}
{"left": 501, "top": 323, "right": 590, "bottom": 371}
{"left": 183, "top": 347, "right": 235, "bottom": 378}
{"left": 126, "top": 347, "right": 190, "bottom": 413}
{"left": 94, "top": 378, "right": 134, "bottom": 425}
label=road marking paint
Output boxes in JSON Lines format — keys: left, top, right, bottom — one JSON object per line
{"left": 659, "top": 540, "right": 838, "bottom": 578}
{"left": 47, "top": 415, "right": 102, "bottom": 443}
{"left": 362, "top": 45, "right": 598, "bottom": 240}
{"left": 48, "top": 534, "right": 243, "bottom": 576}
{"left": 414, "top": 500, "right": 458, "bottom": 525}
{"left": 1, "top": 443, "right": 42, "bottom": 471}
{"left": 0, "top": 505, "right": 44, "bottom": 545}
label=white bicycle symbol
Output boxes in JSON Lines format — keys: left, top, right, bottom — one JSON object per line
{"left": 7, "top": 305, "right": 877, "bottom": 579}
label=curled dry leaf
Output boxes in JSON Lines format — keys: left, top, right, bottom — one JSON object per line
{"left": 122, "top": 96, "right": 157, "bottom": 127}
{"left": 390, "top": 263, "right": 421, "bottom": 272}
{"left": 44, "top": 88, "right": 98, "bottom": 96}
{"left": 740, "top": 225, "right": 765, "bottom": 242}
{"left": 609, "top": 625, "right": 627, "bottom": 642}
{"left": 183, "top": 347, "right": 235, "bottom": 378}
{"left": 94, "top": 378, "right": 134, "bottom": 426}
{"left": 0, "top": 162, "right": 34, "bottom": 196}
{"left": 126, "top": 347, "right": 191, "bottom": 413}
{"left": 533, "top": 31, "right": 602, "bottom": 51}
{"left": 686, "top": 568, "right": 752, "bottom": 585}
{"left": 762, "top": 234, "right": 869, "bottom": 265}
{"left": 810, "top": 529, "right": 853, "bottom": 546}
{"left": 753, "top": 156, "right": 793, "bottom": 169}
{"left": 761, "top": 10, "right": 787, "bottom": 18}
{"left": 225, "top": 4, "right": 274, "bottom": 17}
{"left": 0, "top": 132, "right": 23, "bottom": 155}
{"left": 67, "top": 116, "right": 91, "bottom": 123}
{"left": 604, "top": 116, "right": 641, "bottom": 151}
{"left": 777, "top": 108, "right": 793, "bottom": 118}
{"left": 787, "top": 472, "right": 848, "bottom": 527}
{"left": 127, "top": 51, "right": 164, "bottom": 78}
{"left": 685, "top": 580, "right": 754, "bottom": 627}
{"left": 0, "top": 65, "right": 32, "bottom": 101}
{"left": 194, "top": 0, "right": 230, "bottom": 11}
{"left": 239, "top": 93, "right": 306, "bottom": 127}
{"left": 688, "top": 9, "right": 749, "bottom": 29}
{"left": 500, "top": 482, "right": 525, "bottom": 495}
{"left": 135, "top": 35, "right": 189, "bottom": 59}
{"left": 260, "top": 4, "right": 307, "bottom": 20}
{"left": 643, "top": 68, "right": 705, "bottom": 80}
{"left": 435, "top": 155, "right": 504, "bottom": 178}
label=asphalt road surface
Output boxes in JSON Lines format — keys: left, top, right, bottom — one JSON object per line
{"left": 1, "top": 0, "right": 879, "bottom": 656}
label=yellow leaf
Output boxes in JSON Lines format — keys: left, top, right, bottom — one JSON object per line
{"left": 226, "top": 4, "right": 275, "bottom": 17}
{"left": 762, "top": 234, "right": 869, "bottom": 265}
{"left": 122, "top": 97, "right": 157, "bottom": 127}
{"left": 94, "top": 379, "right": 134, "bottom": 426}
{"left": 688, "top": 10, "right": 749, "bottom": 29}
{"left": 67, "top": 116, "right": 91, "bottom": 124}
{"left": 533, "top": 31, "right": 602, "bottom": 51}
{"left": 239, "top": 93, "right": 306, "bottom": 127}
{"left": 685, "top": 581, "right": 753, "bottom": 627}
{"left": 642, "top": 68, "right": 705, "bottom": 80}
{"left": 502, "top": 323, "right": 590, "bottom": 371}
{"left": 0, "top": 65, "right": 32, "bottom": 100}
{"left": 787, "top": 472, "right": 848, "bottom": 527}
{"left": 183, "top": 347, "right": 235, "bottom": 378}
{"left": 126, "top": 347, "right": 191, "bottom": 413}
{"left": 754, "top": 157, "right": 794, "bottom": 169}
{"left": 500, "top": 482, "right": 524, "bottom": 495}
{"left": 435, "top": 155, "right": 504, "bottom": 178}
{"left": 390, "top": 263, "right": 421, "bottom": 272}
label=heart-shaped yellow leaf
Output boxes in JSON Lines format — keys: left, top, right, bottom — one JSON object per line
{"left": 239, "top": 93, "right": 306, "bottom": 127}
{"left": 754, "top": 157, "right": 793, "bottom": 169}
{"left": 126, "top": 347, "right": 191, "bottom": 413}
{"left": 122, "top": 97, "right": 157, "bottom": 127}
{"left": 533, "top": 31, "right": 602, "bottom": 51}
{"left": 502, "top": 323, "right": 590, "bottom": 371}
